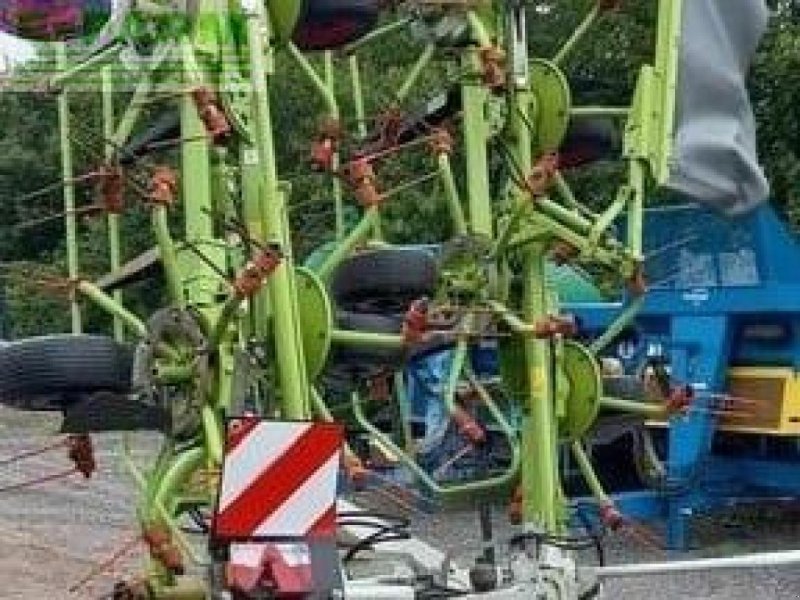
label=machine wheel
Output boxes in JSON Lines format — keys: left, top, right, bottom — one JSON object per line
{"left": 331, "top": 248, "right": 438, "bottom": 313}
{"left": 0, "top": 335, "right": 133, "bottom": 407}
{"left": 293, "top": 0, "right": 380, "bottom": 51}
{"left": 602, "top": 375, "right": 648, "bottom": 401}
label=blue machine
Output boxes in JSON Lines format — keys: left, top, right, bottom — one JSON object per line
{"left": 404, "top": 203, "right": 800, "bottom": 549}
{"left": 577, "top": 203, "right": 800, "bottom": 549}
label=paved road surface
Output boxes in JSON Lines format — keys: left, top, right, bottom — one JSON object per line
{"left": 1, "top": 407, "right": 799, "bottom": 599}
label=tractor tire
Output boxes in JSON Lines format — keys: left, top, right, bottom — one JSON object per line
{"left": 0, "top": 335, "right": 133, "bottom": 408}
{"left": 602, "top": 375, "right": 648, "bottom": 401}
{"left": 331, "top": 248, "right": 438, "bottom": 313}
{"left": 293, "top": 0, "right": 380, "bottom": 51}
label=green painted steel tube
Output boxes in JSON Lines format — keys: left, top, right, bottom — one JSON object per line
{"left": 396, "top": 43, "right": 435, "bottom": 103}
{"left": 534, "top": 194, "right": 593, "bottom": 235}
{"left": 181, "top": 40, "right": 223, "bottom": 307}
{"left": 589, "top": 296, "right": 644, "bottom": 354}
{"left": 57, "top": 44, "right": 82, "bottom": 334}
{"left": 343, "top": 17, "right": 413, "bottom": 54}
{"left": 438, "top": 154, "right": 467, "bottom": 236}
{"left": 77, "top": 281, "right": 148, "bottom": 338}
{"left": 153, "top": 580, "right": 208, "bottom": 600}
{"left": 208, "top": 292, "right": 245, "bottom": 350}
{"left": 351, "top": 391, "right": 519, "bottom": 500}
{"left": 240, "top": 143, "right": 271, "bottom": 339}
{"left": 554, "top": 172, "right": 587, "bottom": 213}
{"left": 553, "top": 4, "right": 600, "bottom": 66}
{"left": 570, "top": 106, "right": 630, "bottom": 118}
{"left": 310, "top": 387, "right": 362, "bottom": 467}
{"left": 247, "top": 5, "right": 310, "bottom": 420}
{"left": 48, "top": 43, "right": 121, "bottom": 90}
{"left": 627, "top": 159, "right": 646, "bottom": 260}
{"left": 109, "top": 45, "right": 171, "bottom": 149}
{"left": 287, "top": 43, "right": 337, "bottom": 115}
{"left": 316, "top": 208, "right": 378, "bottom": 281}
{"left": 570, "top": 440, "right": 611, "bottom": 505}
{"left": 349, "top": 55, "right": 368, "bottom": 139}
{"left": 394, "top": 371, "right": 415, "bottom": 455}
{"left": 148, "top": 446, "right": 209, "bottom": 570}
{"left": 442, "top": 337, "right": 469, "bottom": 416}
{"left": 488, "top": 301, "right": 536, "bottom": 336}
{"left": 152, "top": 364, "right": 194, "bottom": 386}
{"left": 461, "top": 54, "right": 493, "bottom": 236}
{"left": 589, "top": 184, "right": 631, "bottom": 245}
{"left": 331, "top": 328, "right": 405, "bottom": 350}
{"left": 152, "top": 207, "right": 185, "bottom": 307}
{"left": 520, "top": 244, "right": 559, "bottom": 531}
{"left": 510, "top": 209, "right": 626, "bottom": 271}
{"left": 466, "top": 11, "right": 493, "bottom": 47}
{"left": 201, "top": 403, "right": 224, "bottom": 464}
{"left": 102, "top": 67, "right": 124, "bottom": 341}
{"left": 324, "top": 51, "right": 345, "bottom": 240}
{"left": 310, "top": 386, "right": 335, "bottom": 422}
{"left": 600, "top": 396, "right": 666, "bottom": 419}
{"left": 653, "top": 0, "right": 683, "bottom": 186}
{"left": 121, "top": 440, "right": 204, "bottom": 567}
{"left": 464, "top": 367, "right": 521, "bottom": 470}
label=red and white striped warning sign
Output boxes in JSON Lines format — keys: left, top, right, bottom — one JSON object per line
{"left": 214, "top": 418, "right": 343, "bottom": 541}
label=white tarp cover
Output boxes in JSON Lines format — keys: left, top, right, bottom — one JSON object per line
{"left": 668, "top": 0, "right": 770, "bottom": 216}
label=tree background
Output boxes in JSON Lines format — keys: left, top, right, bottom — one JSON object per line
{"left": 0, "top": 1, "right": 797, "bottom": 337}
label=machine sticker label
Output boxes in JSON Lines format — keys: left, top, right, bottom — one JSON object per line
{"left": 214, "top": 419, "right": 343, "bottom": 541}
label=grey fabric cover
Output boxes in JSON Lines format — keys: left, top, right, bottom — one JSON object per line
{"left": 668, "top": 0, "right": 770, "bottom": 216}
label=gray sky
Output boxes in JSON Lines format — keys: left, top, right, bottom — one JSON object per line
{"left": 0, "top": 33, "right": 35, "bottom": 69}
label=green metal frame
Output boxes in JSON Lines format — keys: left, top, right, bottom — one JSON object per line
{"left": 44, "top": 1, "right": 685, "bottom": 596}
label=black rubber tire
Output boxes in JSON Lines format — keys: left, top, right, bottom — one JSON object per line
{"left": 0, "top": 335, "right": 133, "bottom": 407}
{"left": 331, "top": 248, "right": 438, "bottom": 313}
{"left": 559, "top": 117, "right": 621, "bottom": 169}
{"left": 603, "top": 375, "right": 647, "bottom": 401}
{"left": 293, "top": 0, "right": 380, "bottom": 51}
{"left": 60, "top": 390, "right": 167, "bottom": 433}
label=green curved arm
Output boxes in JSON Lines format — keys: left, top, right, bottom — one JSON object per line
{"left": 351, "top": 364, "right": 520, "bottom": 501}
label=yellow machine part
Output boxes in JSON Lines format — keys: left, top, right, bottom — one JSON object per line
{"left": 721, "top": 367, "right": 800, "bottom": 435}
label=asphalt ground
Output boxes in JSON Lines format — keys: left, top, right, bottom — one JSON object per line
{"left": 1, "top": 407, "right": 799, "bottom": 599}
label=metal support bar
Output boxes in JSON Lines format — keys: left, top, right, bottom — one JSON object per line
{"left": 77, "top": 281, "right": 148, "bottom": 338}
{"left": 589, "top": 297, "right": 644, "bottom": 354}
{"left": 553, "top": 4, "right": 600, "bottom": 66}
{"left": 287, "top": 43, "right": 337, "bottom": 115}
{"left": 571, "top": 440, "right": 611, "bottom": 505}
{"left": 247, "top": 5, "right": 310, "bottom": 420}
{"left": 396, "top": 44, "right": 435, "bottom": 103}
{"left": 324, "top": 51, "right": 345, "bottom": 239}
{"left": 594, "top": 550, "right": 800, "bottom": 579}
{"left": 48, "top": 43, "right": 122, "bottom": 90}
{"left": 349, "top": 55, "right": 368, "bottom": 139}
{"left": 57, "top": 44, "right": 82, "bottom": 334}
{"left": 316, "top": 208, "right": 379, "bottom": 281}
{"left": 102, "top": 66, "right": 124, "bottom": 341}
{"left": 331, "top": 328, "right": 404, "bottom": 349}
{"left": 343, "top": 18, "right": 413, "bottom": 54}
{"left": 438, "top": 154, "right": 467, "bottom": 235}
